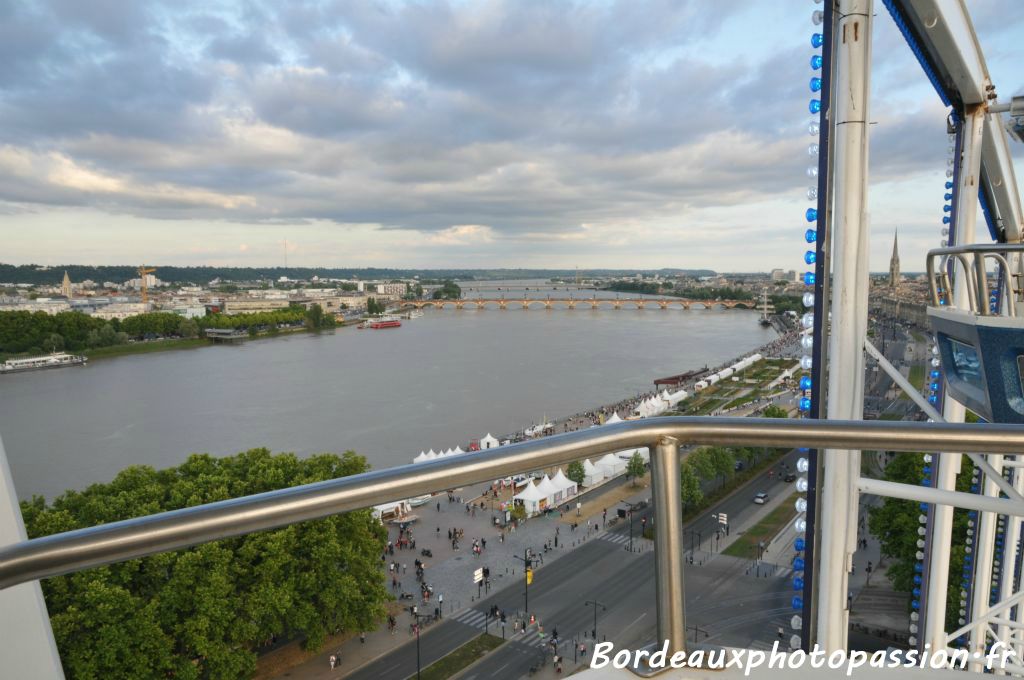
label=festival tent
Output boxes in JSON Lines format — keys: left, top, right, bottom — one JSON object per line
{"left": 666, "top": 388, "right": 689, "bottom": 405}
{"left": 413, "top": 451, "right": 428, "bottom": 464}
{"left": 597, "top": 452, "right": 626, "bottom": 476}
{"left": 513, "top": 481, "right": 547, "bottom": 515}
{"left": 453, "top": 446, "right": 465, "bottom": 455}
{"left": 535, "top": 474, "right": 562, "bottom": 502}
{"left": 605, "top": 411, "right": 623, "bottom": 425}
{"left": 582, "top": 459, "right": 604, "bottom": 486}
{"left": 694, "top": 380, "right": 709, "bottom": 392}
{"left": 480, "top": 433, "right": 500, "bottom": 449}
{"left": 551, "top": 469, "right": 578, "bottom": 498}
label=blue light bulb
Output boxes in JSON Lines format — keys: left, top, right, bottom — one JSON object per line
{"left": 793, "top": 577, "right": 804, "bottom": 590}
{"left": 799, "top": 397, "right": 811, "bottom": 411}
{"left": 811, "top": 33, "right": 824, "bottom": 48}
{"left": 913, "top": 574, "right": 922, "bottom": 585}
{"left": 809, "top": 99, "right": 821, "bottom": 114}
{"left": 943, "top": 216, "right": 951, "bottom": 224}
{"left": 914, "top": 563, "right": 923, "bottom": 573}
{"left": 792, "top": 596, "right": 803, "bottom": 610}
{"left": 795, "top": 538, "right": 806, "bottom": 551}
{"left": 930, "top": 382, "right": 939, "bottom": 391}
{"left": 943, "top": 204, "right": 952, "bottom": 212}
{"left": 945, "top": 181, "right": 953, "bottom": 189}
{"left": 912, "top": 587, "right": 921, "bottom": 597}
{"left": 912, "top": 600, "right": 920, "bottom": 610}
{"left": 805, "top": 208, "right": 817, "bottom": 222}
{"left": 794, "top": 558, "right": 805, "bottom": 571}
{"left": 930, "top": 370, "right": 940, "bottom": 378}
{"left": 800, "top": 376, "right": 812, "bottom": 391}
{"left": 804, "top": 250, "right": 816, "bottom": 265}
{"left": 803, "top": 272, "right": 815, "bottom": 285}
{"left": 944, "top": 193, "right": 953, "bottom": 201}
{"left": 929, "top": 395, "right": 939, "bottom": 404}
{"left": 809, "top": 77, "right": 822, "bottom": 92}
{"left": 810, "top": 55, "right": 823, "bottom": 70}
{"left": 805, "top": 228, "right": 817, "bottom": 243}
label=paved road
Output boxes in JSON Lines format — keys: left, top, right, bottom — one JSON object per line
{"left": 347, "top": 450, "right": 804, "bottom": 680}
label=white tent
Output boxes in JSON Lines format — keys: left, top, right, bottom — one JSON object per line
{"left": 536, "top": 474, "right": 561, "bottom": 502}
{"left": 480, "top": 433, "right": 500, "bottom": 449}
{"left": 413, "top": 451, "right": 428, "bottom": 464}
{"left": 605, "top": 411, "right": 623, "bottom": 425}
{"left": 597, "top": 452, "right": 626, "bottom": 476}
{"left": 453, "top": 445, "right": 465, "bottom": 455}
{"left": 551, "top": 469, "right": 578, "bottom": 498}
{"left": 513, "top": 481, "right": 547, "bottom": 515}
{"left": 582, "top": 458, "right": 604, "bottom": 486}
{"left": 694, "top": 380, "right": 709, "bottom": 392}
{"left": 666, "top": 388, "right": 688, "bottom": 405}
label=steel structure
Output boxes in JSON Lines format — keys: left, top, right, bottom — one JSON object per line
{"left": 0, "top": 0, "right": 1022, "bottom": 677}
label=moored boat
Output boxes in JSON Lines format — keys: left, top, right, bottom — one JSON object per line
{"left": 1, "top": 353, "right": 87, "bottom": 374}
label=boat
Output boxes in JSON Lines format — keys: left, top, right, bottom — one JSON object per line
{"left": 1, "top": 353, "right": 87, "bottom": 374}
{"left": 359, "top": 315, "right": 402, "bottom": 329}
{"left": 407, "top": 494, "right": 433, "bottom": 507}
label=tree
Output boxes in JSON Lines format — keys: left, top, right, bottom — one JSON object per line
{"left": 304, "top": 303, "right": 324, "bottom": 330}
{"left": 43, "top": 333, "right": 64, "bottom": 353}
{"left": 431, "top": 280, "right": 462, "bottom": 300}
{"left": 679, "top": 461, "right": 703, "bottom": 511}
{"left": 177, "top": 318, "right": 199, "bottom": 339}
{"left": 566, "top": 461, "right": 585, "bottom": 486}
{"left": 22, "top": 448, "right": 389, "bottom": 679}
{"left": 626, "top": 452, "right": 646, "bottom": 486}
{"left": 762, "top": 405, "right": 789, "bottom": 419}
{"left": 366, "top": 297, "right": 385, "bottom": 315}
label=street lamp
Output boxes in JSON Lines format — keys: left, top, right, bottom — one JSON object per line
{"left": 585, "top": 599, "right": 607, "bottom": 640}
{"left": 512, "top": 548, "right": 534, "bottom": 616}
{"left": 411, "top": 609, "right": 432, "bottom": 680}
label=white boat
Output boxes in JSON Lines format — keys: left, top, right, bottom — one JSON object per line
{"left": 1, "top": 353, "right": 87, "bottom": 374}
{"left": 407, "top": 494, "right": 433, "bottom": 507}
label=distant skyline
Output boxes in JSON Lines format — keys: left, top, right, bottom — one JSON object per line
{"left": 2, "top": 1, "right": 1022, "bottom": 272}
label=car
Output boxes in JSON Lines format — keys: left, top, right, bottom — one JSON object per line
{"left": 784, "top": 473, "right": 796, "bottom": 483}
{"left": 753, "top": 492, "right": 769, "bottom": 505}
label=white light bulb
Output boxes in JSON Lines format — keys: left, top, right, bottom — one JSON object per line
{"left": 946, "top": 169, "right": 954, "bottom": 178}
{"left": 910, "top": 612, "right": 919, "bottom": 622}
{"left": 919, "top": 514, "right": 928, "bottom": 524}
{"left": 801, "top": 334, "right": 814, "bottom": 349}
{"left": 807, "top": 166, "right": 818, "bottom": 178}
{"left": 800, "top": 355, "right": 813, "bottom": 370}
{"left": 803, "top": 292, "right": 815, "bottom": 307}
{"left": 795, "top": 519, "right": 807, "bottom": 533}
{"left": 790, "top": 635, "right": 801, "bottom": 650}
{"left": 917, "top": 539, "right": 925, "bottom": 548}
{"left": 796, "top": 498, "right": 807, "bottom": 512}
{"left": 910, "top": 624, "right": 918, "bottom": 634}
{"left": 812, "top": 10, "right": 824, "bottom": 25}
{"left": 941, "top": 228, "right": 949, "bottom": 236}
{"left": 923, "top": 454, "right": 932, "bottom": 463}
{"left": 808, "top": 143, "right": 819, "bottom": 156}
{"left": 932, "top": 358, "right": 941, "bottom": 367}
{"left": 807, "top": 187, "right": 817, "bottom": 201}
{"left": 796, "top": 477, "right": 808, "bottom": 492}
{"left": 801, "top": 313, "right": 814, "bottom": 329}
{"left": 808, "top": 121, "right": 819, "bottom": 136}
{"left": 918, "top": 527, "right": 926, "bottom": 536}
{"left": 909, "top": 636, "right": 917, "bottom": 646}
{"left": 791, "top": 615, "right": 803, "bottom": 629}
{"left": 797, "top": 457, "right": 809, "bottom": 472}
{"left": 916, "top": 551, "right": 924, "bottom": 560}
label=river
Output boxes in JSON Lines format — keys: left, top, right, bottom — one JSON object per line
{"left": 0, "top": 282, "right": 776, "bottom": 500}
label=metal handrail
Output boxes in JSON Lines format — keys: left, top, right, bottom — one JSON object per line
{"left": 927, "top": 244, "right": 1024, "bottom": 315}
{"left": 3, "top": 416, "right": 1024, "bottom": 591}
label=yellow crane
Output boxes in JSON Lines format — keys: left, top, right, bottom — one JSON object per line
{"left": 138, "top": 265, "right": 156, "bottom": 304}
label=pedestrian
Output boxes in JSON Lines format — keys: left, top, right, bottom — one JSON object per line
{"left": 437, "top": 501, "right": 441, "bottom": 512}
{"left": 402, "top": 563, "right": 407, "bottom": 575}
{"left": 360, "top": 632, "right": 366, "bottom": 644}
{"left": 329, "top": 654, "right": 337, "bottom": 670}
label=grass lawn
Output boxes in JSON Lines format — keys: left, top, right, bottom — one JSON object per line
{"left": 723, "top": 493, "right": 799, "bottom": 558}
{"left": 879, "top": 412, "right": 904, "bottom": 421}
{"left": 908, "top": 364, "right": 925, "bottom": 390}
{"left": 416, "top": 633, "right": 504, "bottom": 680}
{"left": 82, "top": 337, "right": 209, "bottom": 360}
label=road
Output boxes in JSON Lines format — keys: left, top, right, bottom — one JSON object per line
{"left": 347, "top": 449, "right": 804, "bottom": 680}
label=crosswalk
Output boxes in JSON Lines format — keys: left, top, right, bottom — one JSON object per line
{"left": 598, "top": 532, "right": 632, "bottom": 546}
{"left": 451, "top": 608, "right": 559, "bottom": 649}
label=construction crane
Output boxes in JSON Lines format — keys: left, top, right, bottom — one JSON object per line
{"left": 137, "top": 265, "right": 156, "bottom": 304}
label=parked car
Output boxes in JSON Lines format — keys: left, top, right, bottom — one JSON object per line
{"left": 753, "top": 492, "right": 769, "bottom": 505}
{"left": 784, "top": 473, "right": 796, "bottom": 483}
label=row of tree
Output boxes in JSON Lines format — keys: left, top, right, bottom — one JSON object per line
{"left": 602, "top": 282, "right": 755, "bottom": 301}
{"left": 431, "top": 280, "right": 462, "bottom": 300}
{"left": 21, "top": 449, "right": 389, "bottom": 679}
{"left": 0, "top": 305, "right": 340, "bottom": 357}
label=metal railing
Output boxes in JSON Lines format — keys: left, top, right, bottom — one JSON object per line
{"left": 4, "top": 416, "right": 1024, "bottom": 655}
{"left": 926, "top": 244, "right": 1024, "bottom": 315}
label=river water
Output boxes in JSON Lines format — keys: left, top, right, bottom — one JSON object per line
{"left": 0, "top": 281, "right": 776, "bottom": 500}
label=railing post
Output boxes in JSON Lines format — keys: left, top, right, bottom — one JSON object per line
{"left": 651, "top": 435, "right": 686, "bottom": 654}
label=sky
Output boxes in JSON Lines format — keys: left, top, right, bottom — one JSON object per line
{"left": 1, "top": 0, "right": 1022, "bottom": 272}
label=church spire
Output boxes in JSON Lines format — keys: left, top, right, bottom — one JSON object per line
{"left": 888, "top": 229, "right": 900, "bottom": 290}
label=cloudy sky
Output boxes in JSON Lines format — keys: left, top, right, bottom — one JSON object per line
{"left": 1, "top": 0, "right": 1022, "bottom": 272}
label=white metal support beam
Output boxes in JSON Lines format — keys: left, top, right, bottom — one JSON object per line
{"left": 0, "top": 436, "right": 64, "bottom": 678}
{"left": 982, "top": 113, "right": 1024, "bottom": 242}
{"left": 997, "top": 462, "right": 1023, "bottom": 671}
{"left": 817, "top": 0, "right": 873, "bottom": 652}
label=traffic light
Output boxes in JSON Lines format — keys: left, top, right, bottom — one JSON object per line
{"left": 526, "top": 568, "right": 534, "bottom": 585}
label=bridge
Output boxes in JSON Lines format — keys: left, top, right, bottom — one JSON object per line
{"left": 402, "top": 297, "right": 756, "bottom": 310}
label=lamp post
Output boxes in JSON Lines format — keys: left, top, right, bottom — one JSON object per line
{"left": 512, "top": 548, "right": 534, "bottom": 615}
{"left": 411, "top": 610, "right": 432, "bottom": 680}
{"left": 585, "top": 599, "right": 607, "bottom": 640}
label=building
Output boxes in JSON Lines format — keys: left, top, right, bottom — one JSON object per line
{"left": 221, "top": 299, "right": 291, "bottom": 315}
{"left": 374, "top": 282, "right": 407, "bottom": 297}
{"left": 91, "top": 302, "right": 150, "bottom": 320}
{"left": 889, "top": 229, "right": 900, "bottom": 290}
{"left": 61, "top": 271, "right": 72, "bottom": 298}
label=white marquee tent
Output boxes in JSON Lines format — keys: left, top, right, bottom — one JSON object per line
{"left": 480, "top": 433, "right": 500, "bottom": 449}
{"left": 551, "top": 469, "right": 578, "bottom": 498}
{"left": 605, "top": 412, "right": 623, "bottom": 425}
{"left": 583, "top": 459, "right": 604, "bottom": 486}
{"left": 597, "top": 452, "right": 626, "bottom": 476}
{"left": 513, "top": 481, "right": 547, "bottom": 515}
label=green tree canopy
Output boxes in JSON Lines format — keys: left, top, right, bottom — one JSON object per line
{"left": 431, "top": 280, "right": 462, "bottom": 300}
{"left": 566, "top": 461, "right": 585, "bottom": 486}
{"left": 762, "top": 405, "right": 789, "bottom": 419}
{"left": 21, "top": 448, "right": 389, "bottom": 679}
{"left": 679, "top": 461, "right": 703, "bottom": 511}
{"left": 626, "top": 452, "right": 646, "bottom": 485}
